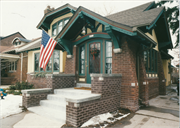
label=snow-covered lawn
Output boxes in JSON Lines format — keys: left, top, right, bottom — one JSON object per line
{"left": 81, "top": 112, "right": 130, "bottom": 127}
{"left": 0, "top": 94, "right": 22, "bottom": 119}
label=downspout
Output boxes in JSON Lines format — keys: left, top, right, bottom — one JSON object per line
{"left": 21, "top": 53, "right": 23, "bottom": 82}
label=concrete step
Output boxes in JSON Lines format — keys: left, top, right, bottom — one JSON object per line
{"left": 76, "top": 83, "right": 91, "bottom": 88}
{"left": 47, "top": 94, "right": 66, "bottom": 102}
{"left": 54, "top": 88, "right": 91, "bottom": 96}
{"left": 40, "top": 100, "right": 66, "bottom": 111}
{"left": 28, "top": 106, "right": 66, "bottom": 123}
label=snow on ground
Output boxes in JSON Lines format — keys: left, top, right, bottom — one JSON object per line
{"left": 81, "top": 112, "right": 130, "bottom": 127}
{"left": 0, "top": 94, "right": 22, "bottom": 119}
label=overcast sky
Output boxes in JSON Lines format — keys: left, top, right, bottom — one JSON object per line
{"left": 0, "top": 0, "right": 179, "bottom": 65}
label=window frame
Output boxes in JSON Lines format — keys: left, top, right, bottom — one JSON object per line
{"left": 143, "top": 46, "right": 158, "bottom": 76}
{"left": 9, "top": 61, "right": 17, "bottom": 72}
{"left": 105, "top": 41, "right": 112, "bottom": 74}
{"left": 34, "top": 50, "right": 60, "bottom": 73}
{"left": 51, "top": 17, "right": 70, "bottom": 37}
{"left": 79, "top": 45, "right": 85, "bottom": 76}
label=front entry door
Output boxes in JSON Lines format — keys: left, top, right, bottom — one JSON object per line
{"left": 86, "top": 40, "right": 103, "bottom": 83}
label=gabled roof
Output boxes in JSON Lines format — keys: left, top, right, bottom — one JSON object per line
{"left": 0, "top": 32, "right": 26, "bottom": 40}
{"left": 37, "top": 4, "right": 77, "bottom": 31}
{"left": 16, "top": 37, "right": 41, "bottom": 52}
{"left": 0, "top": 32, "right": 26, "bottom": 46}
{"left": 106, "top": 2, "right": 164, "bottom": 28}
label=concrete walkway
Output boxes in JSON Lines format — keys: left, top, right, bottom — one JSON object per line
{"left": 112, "top": 84, "right": 179, "bottom": 128}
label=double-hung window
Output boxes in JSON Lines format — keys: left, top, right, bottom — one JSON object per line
{"left": 9, "top": 61, "right": 17, "bottom": 72}
{"left": 105, "top": 41, "right": 112, "bottom": 74}
{"left": 34, "top": 50, "right": 60, "bottom": 72}
{"left": 52, "top": 18, "right": 70, "bottom": 36}
{"left": 143, "top": 47, "right": 158, "bottom": 77}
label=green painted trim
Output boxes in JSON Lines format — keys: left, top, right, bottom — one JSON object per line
{"left": 58, "top": 38, "right": 73, "bottom": 55}
{"left": 146, "top": 9, "right": 164, "bottom": 30}
{"left": 106, "top": 25, "right": 120, "bottom": 49}
{"left": 42, "top": 22, "right": 50, "bottom": 29}
{"left": 86, "top": 39, "right": 103, "bottom": 83}
{"left": 73, "top": 33, "right": 111, "bottom": 46}
{"left": 79, "top": 45, "right": 85, "bottom": 76}
{"left": 60, "top": 10, "right": 136, "bottom": 39}
{"left": 81, "top": 11, "right": 136, "bottom": 36}
{"left": 38, "top": 7, "right": 75, "bottom": 29}
{"left": 144, "top": 2, "right": 155, "bottom": 11}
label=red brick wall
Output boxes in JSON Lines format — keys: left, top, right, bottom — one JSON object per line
{"left": 66, "top": 76, "right": 121, "bottom": 127}
{"left": 112, "top": 37, "right": 139, "bottom": 111}
{"left": 27, "top": 74, "right": 48, "bottom": 88}
{"left": 1, "top": 52, "right": 28, "bottom": 85}
{"left": 1, "top": 32, "right": 25, "bottom": 46}
{"left": 64, "top": 46, "right": 77, "bottom": 74}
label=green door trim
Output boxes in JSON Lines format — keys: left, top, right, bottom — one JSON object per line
{"left": 86, "top": 39, "right": 103, "bottom": 83}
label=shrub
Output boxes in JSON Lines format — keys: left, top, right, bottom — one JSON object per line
{"left": 9, "top": 85, "right": 16, "bottom": 90}
{"left": 14, "top": 82, "right": 34, "bottom": 90}
{"left": 7, "top": 90, "right": 14, "bottom": 94}
{"left": 13, "top": 91, "right": 22, "bottom": 95}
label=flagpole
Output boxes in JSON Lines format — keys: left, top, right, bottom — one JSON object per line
{"left": 40, "top": 27, "right": 66, "bottom": 51}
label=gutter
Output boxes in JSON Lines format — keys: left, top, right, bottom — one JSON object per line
{"left": 132, "top": 27, "right": 157, "bottom": 47}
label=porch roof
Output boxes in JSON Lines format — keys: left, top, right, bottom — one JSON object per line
{"left": 0, "top": 53, "right": 20, "bottom": 62}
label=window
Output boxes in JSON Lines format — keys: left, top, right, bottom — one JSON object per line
{"left": 79, "top": 45, "right": 85, "bottom": 75}
{"left": 52, "top": 18, "right": 70, "bottom": 36}
{"left": 9, "top": 61, "right": 17, "bottom": 71}
{"left": 105, "top": 41, "right": 112, "bottom": 74}
{"left": 53, "top": 51, "right": 60, "bottom": 72}
{"left": 143, "top": 47, "right": 158, "bottom": 74}
{"left": 34, "top": 53, "right": 40, "bottom": 72}
{"left": 34, "top": 50, "right": 60, "bottom": 72}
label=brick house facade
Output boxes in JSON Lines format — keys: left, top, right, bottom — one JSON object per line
{"left": 21, "top": 2, "right": 173, "bottom": 127}
{"left": 1, "top": 32, "right": 30, "bottom": 85}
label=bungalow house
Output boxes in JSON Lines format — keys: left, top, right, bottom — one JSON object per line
{"left": 0, "top": 32, "right": 31, "bottom": 85}
{"left": 21, "top": 2, "right": 174, "bottom": 127}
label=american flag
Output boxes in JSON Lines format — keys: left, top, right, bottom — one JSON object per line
{"left": 39, "top": 30, "right": 57, "bottom": 71}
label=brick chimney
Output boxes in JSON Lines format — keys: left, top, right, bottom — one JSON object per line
{"left": 44, "top": 6, "right": 53, "bottom": 14}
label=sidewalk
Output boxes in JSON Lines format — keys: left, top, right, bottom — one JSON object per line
{"left": 111, "top": 84, "right": 179, "bottom": 128}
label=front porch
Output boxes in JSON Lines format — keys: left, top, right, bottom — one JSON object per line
{"left": 23, "top": 73, "right": 122, "bottom": 127}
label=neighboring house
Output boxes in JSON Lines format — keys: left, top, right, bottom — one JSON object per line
{"left": 171, "top": 65, "right": 179, "bottom": 84}
{"left": 22, "top": 2, "right": 174, "bottom": 127}
{"left": 0, "top": 32, "right": 31, "bottom": 85}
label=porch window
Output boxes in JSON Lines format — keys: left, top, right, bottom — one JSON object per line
{"left": 105, "top": 41, "right": 112, "bottom": 74}
{"left": 79, "top": 45, "right": 85, "bottom": 75}
{"left": 143, "top": 48, "right": 158, "bottom": 74}
{"left": 52, "top": 18, "right": 70, "bottom": 36}
{"left": 34, "top": 50, "right": 60, "bottom": 72}
{"left": 9, "top": 61, "right": 17, "bottom": 71}
{"left": 53, "top": 51, "right": 59, "bottom": 72}
{"left": 34, "top": 53, "right": 40, "bottom": 72}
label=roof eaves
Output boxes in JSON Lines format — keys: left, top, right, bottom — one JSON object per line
{"left": 146, "top": 7, "right": 164, "bottom": 30}
{"left": 55, "top": 6, "right": 135, "bottom": 40}
{"left": 37, "top": 4, "right": 77, "bottom": 29}
{"left": 143, "top": 1, "right": 155, "bottom": 11}
{"left": 133, "top": 27, "right": 157, "bottom": 46}
{"left": 1, "top": 32, "right": 26, "bottom": 40}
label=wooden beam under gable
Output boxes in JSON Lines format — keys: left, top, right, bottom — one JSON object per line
{"left": 106, "top": 25, "right": 121, "bottom": 49}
